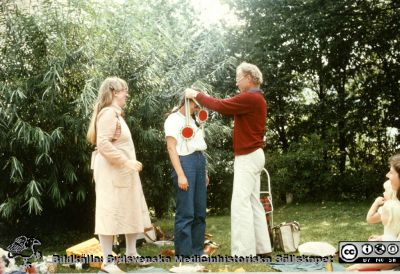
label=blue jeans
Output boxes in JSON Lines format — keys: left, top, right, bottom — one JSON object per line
{"left": 172, "top": 151, "right": 207, "bottom": 256}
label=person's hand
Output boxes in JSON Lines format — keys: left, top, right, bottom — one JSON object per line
{"left": 206, "top": 174, "right": 210, "bottom": 187}
{"left": 124, "top": 160, "right": 143, "bottom": 172}
{"left": 374, "top": 196, "right": 385, "bottom": 206}
{"left": 178, "top": 175, "right": 189, "bottom": 191}
{"left": 185, "top": 88, "right": 199, "bottom": 99}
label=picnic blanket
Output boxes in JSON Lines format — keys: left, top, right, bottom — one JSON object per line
{"left": 129, "top": 266, "right": 169, "bottom": 272}
{"left": 270, "top": 262, "right": 346, "bottom": 272}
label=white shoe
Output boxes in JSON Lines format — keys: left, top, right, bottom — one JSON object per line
{"left": 101, "top": 262, "right": 125, "bottom": 273}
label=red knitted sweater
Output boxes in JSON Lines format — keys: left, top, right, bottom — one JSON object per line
{"left": 196, "top": 91, "right": 267, "bottom": 156}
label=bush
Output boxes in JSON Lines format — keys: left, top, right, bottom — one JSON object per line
{"left": 267, "top": 134, "right": 333, "bottom": 204}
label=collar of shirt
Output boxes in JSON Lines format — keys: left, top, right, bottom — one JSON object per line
{"left": 111, "top": 103, "right": 124, "bottom": 116}
{"left": 177, "top": 110, "right": 194, "bottom": 121}
{"left": 248, "top": 87, "right": 263, "bottom": 93}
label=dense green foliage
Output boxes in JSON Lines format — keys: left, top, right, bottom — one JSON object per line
{"left": 0, "top": 0, "right": 234, "bottom": 227}
{"left": 229, "top": 0, "right": 400, "bottom": 201}
{"left": 0, "top": 0, "right": 399, "bottom": 229}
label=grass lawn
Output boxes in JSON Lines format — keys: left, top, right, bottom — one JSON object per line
{"left": 1, "top": 201, "right": 381, "bottom": 272}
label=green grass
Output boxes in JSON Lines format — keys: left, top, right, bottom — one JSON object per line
{"left": 2, "top": 201, "right": 382, "bottom": 272}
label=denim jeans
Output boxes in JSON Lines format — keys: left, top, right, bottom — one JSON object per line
{"left": 172, "top": 151, "right": 206, "bottom": 256}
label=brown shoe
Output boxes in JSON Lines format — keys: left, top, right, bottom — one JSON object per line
{"left": 257, "top": 253, "right": 272, "bottom": 258}
{"left": 160, "top": 249, "right": 175, "bottom": 257}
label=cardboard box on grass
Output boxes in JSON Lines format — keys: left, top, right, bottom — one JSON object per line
{"left": 66, "top": 237, "right": 117, "bottom": 268}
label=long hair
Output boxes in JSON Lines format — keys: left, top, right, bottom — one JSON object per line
{"left": 389, "top": 154, "right": 400, "bottom": 200}
{"left": 86, "top": 77, "right": 128, "bottom": 145}
{"left": 389, "top": 154, "right": 400, "bottom": 177}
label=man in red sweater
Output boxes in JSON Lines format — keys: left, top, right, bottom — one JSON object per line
{"left": 185, "top": 62, "right": 272, "bottom": 257}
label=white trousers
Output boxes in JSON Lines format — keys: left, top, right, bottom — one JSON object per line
{"left": 231, "top": 148, "right": 272, "bottom": 256}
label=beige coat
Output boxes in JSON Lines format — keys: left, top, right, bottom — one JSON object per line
{"left": 92, "top": 104, "right": 151, "bottom": 235}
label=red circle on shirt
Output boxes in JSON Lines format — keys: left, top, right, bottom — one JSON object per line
{"left": 181, "top": 126, "right": 194, "bottom": 139}
{"left": 198, "top": 110, "right": 208, "bottom": 122}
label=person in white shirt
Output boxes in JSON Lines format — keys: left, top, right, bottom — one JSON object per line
{"left": 348, "top": 154, "right": 400, "bottom": 271}
{"left": 164, "top": 94, "right": 209, "bottom": 256}
{"left": 367, "top": 180, "right": 399, "bottom": 241}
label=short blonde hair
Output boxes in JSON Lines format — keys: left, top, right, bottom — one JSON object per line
{"left": 236, "top": 62, "right": 263, "bottom": 85}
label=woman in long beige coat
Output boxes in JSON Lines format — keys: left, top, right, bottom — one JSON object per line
{"left": 87, "top": 77, "right": 152, "bottom": 272}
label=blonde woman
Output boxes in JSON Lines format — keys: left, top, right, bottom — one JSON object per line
{"left": 87, "top": 77, "right": 152, "bottom": 272}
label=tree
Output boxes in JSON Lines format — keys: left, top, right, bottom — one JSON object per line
{"left": 227, "top": 0, "right": 400, "bottom": 202}
{"left": 0, "top": 0, "right": 234, "bottom": 227}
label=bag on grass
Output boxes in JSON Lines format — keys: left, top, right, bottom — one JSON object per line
{"left": 144, "top": 224, "right": 166, "bottom": 243}
{"left": 273, "top": 221, "right": 300, "bottom": 253}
